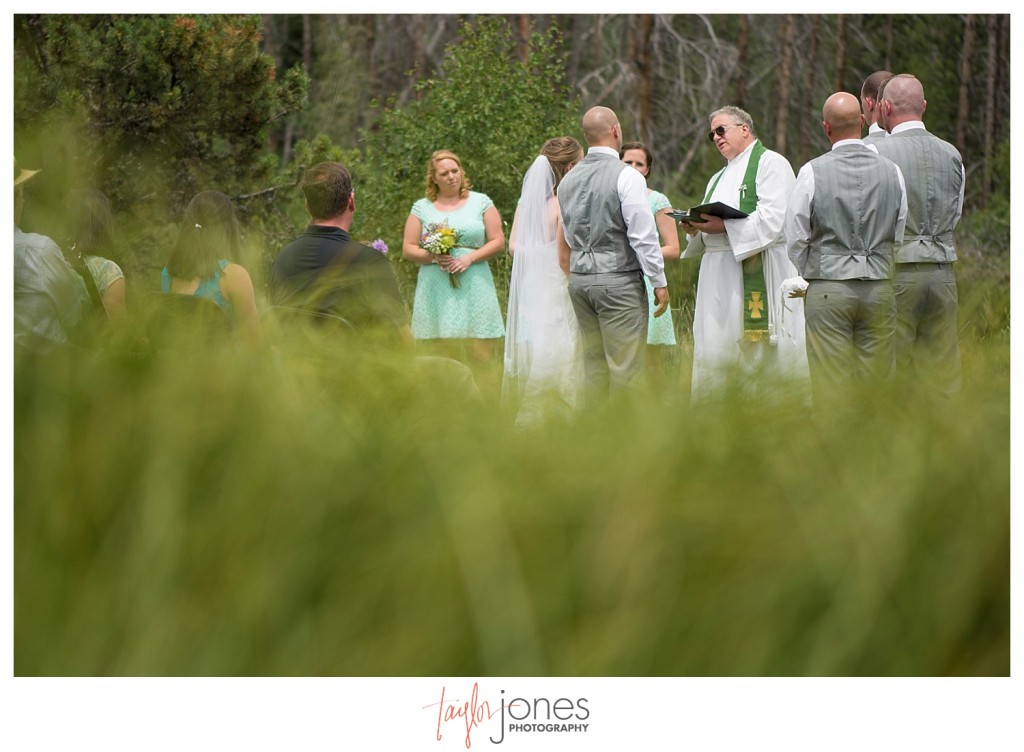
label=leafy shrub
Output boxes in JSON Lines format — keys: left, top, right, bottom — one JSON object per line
{"left": 15, "top": 15, "right": 308, "bottom": 219}
{"left": 354, "top": 16, "right": 582, "bottom": 309}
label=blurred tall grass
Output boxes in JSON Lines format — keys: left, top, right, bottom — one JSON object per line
{"left": 13, "top": 300, "right": 1008, "bottom": 677}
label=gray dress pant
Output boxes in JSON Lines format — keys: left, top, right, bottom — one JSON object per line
{"left": 894, "top": 262, "right": 961, "bottom": 397}
{"left": 804, "top": 279, "right": 896, "bottom": 401}
{"left": 568, "top": 271, "right": 648, "bottom": 396}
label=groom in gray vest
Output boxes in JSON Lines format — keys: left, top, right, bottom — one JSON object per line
{"left": 558, "top": 106, "right": 669, "bottom": 396}
{"left": 786, "top": 92, "right": 907, "bottom": 403}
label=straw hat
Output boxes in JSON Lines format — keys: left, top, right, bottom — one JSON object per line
{"left": 14, "top": 156, "right": 40, "bottom": 187}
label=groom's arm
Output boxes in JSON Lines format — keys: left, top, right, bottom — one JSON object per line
{"left": 557, "top": 231, "right": 571, "bottom": 276}
{"left": 617, "top": 168, "right": 667, "bottom": 289}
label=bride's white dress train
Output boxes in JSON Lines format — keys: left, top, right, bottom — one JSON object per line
{"left": 502, "top": 155, "right": 583, "bottom": 425}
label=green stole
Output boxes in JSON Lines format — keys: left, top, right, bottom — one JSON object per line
{"left": 703, "top": 140, "right": 770, "bottom": 341}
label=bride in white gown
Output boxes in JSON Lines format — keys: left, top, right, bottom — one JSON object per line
{"left": 502, "top": 137, "right": 585, "bottom": 425}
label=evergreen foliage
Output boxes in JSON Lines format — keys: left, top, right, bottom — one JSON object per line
{"left": 13, "top": 15, "right": 308, "bottom": 224}
{"left": 355, "top": 17, "right": 582, "bottom": 304}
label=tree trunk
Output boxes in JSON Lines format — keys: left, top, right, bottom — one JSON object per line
{"left": 565, "top": 14, "right": 585, "bottom": 86}
{"left": 302, "top": 15, "right": 313, "bottom": 73}
{"left": 998, "top": 13, "right": 1010, "bottom": 144}
{"left": 799, "top": 15, "right": 821, "bottom": 166}
{"left": 982, "top": 14, "right": 998, "bottom": 203}
{"left": 517, "top": 14, "right": 530, "bottom": 63}
{"left": 282, "top": 119, "right": 295, "bottom": 168}
{"left": 364, "top": 15, "right": 378, "bottom": 110}
{"left": 736, "top": 14, "right": 749, "bottom": 107}
{"left": 774, "top": 15, "right": 796, "bottom": 153}
{"left": 956, "top": 14, "right": 976, "bottom": 155}
{"left": 261, "top": 15, "right": 281, "bottom": 64}
{"left": 261, "top": 16, "right": 284, "bottom": 159}
{"left": 413, "top": 15, "right": 427, "bottom": 99}
{"left": 594, "top": 13, "right": 607, "bottom": 66}
{"left": 833, "top": 15, "right": 847, "bottom": 91}
{"left": 884, "top": 16, "right": 894, "bottom": 71}
{"left": 635, "top": 14, "right": 654, "bottom": 142}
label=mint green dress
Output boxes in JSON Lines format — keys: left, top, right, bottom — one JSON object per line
{"left": 410, "top": 192, "right": 505, "bottom": 339}
{"left": 83, "top": 255, "right": 124, "bottom": 297}
{"left": 646, "top": 190, "right": 677, "bottom": 346}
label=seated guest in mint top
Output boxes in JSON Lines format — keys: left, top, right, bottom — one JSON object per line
{"left": 162, "top": 190, "right": 262, "bottom": 344}
{"left": 61, "top": 188, "right": 127, "bottom": 329}
{"left": 270, "top": 161, "right": 409, "bottom": 336}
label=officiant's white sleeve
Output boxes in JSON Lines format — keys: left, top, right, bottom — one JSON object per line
{"left": 617, "top": 168, "right": 667, "bottom": 288}
{"left": 723, "top": 150, "right": 796, "bottom": 261}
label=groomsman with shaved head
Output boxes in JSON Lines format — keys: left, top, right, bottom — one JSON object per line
{"left": 875, "top": 74, "right": 966, "bottom": 398}
{"left": 786, "top": 92, "right": 907, "bottom": 404}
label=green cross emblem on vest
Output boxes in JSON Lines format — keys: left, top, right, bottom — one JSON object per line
{"left": 748, "top": 291, "right": 765, "bottom": 319}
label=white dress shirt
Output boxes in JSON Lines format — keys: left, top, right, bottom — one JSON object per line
{"left": 582, "top": 145, "right": 666, "bottom": 288}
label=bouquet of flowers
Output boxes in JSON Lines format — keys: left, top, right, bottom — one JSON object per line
{"left": 420, "top": 221, "right": 462, "bottom": 288}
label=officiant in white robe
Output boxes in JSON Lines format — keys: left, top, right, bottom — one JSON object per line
{"left": 682, "top": 105, "right": 809, "bottom": 398}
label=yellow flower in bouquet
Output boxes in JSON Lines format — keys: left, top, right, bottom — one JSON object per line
{"left": 420, "top": 221, "right": 462, "bottom": 288}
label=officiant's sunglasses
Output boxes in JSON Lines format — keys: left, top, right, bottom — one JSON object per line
{"left": 708, "top": 123, "right": 744, "bottom": 142}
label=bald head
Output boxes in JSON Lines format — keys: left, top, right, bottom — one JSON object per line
{"left": 581, "top": 106, "right": 621, "bottom": 148}
{"left": 880, "top": 74, "right": 926, "bottom": 125}
{"left": 822, "top": 92, "right": 864, "bottom": 143}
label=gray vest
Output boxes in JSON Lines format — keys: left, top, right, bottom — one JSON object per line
{"left": 558, "top": 152, "right": 639, "bottom": 275}
{"left": 862, "top": 130, "right": 887, "bottom": 146}
{"left": 803, "top": 145, "right": 903, "bottom": 281}
{"left": 874, "top": 128, "right": 962, "bottom": 263}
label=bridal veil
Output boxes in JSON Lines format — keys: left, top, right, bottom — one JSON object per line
{"left": 502, "top": 154, "right": 582, "bottom": 421}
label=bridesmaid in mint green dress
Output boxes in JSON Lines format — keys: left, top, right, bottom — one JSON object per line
{"left": 402, "top": 150, "right": 505, "bottom": 359}
{"left": 620, "top": 142, "right": 679, "bottom": 348}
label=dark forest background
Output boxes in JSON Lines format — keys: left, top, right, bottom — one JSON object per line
{"left": 12, "top": 14, "right": 1010, "bottom": 333}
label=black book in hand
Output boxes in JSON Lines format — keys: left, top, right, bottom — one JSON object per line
{"left": 668, "top": 201, "right": 749, "bottom": 223}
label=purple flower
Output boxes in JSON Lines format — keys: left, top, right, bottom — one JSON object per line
{"left": 371, "top": 238, "right": 389, "bottom": 255}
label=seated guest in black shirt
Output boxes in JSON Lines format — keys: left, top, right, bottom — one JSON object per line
{"left": 270, "top": 162, "right": 409, "bottom": 335}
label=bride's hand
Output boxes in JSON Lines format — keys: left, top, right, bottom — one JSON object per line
{"left": 652, "top": 286, "right": 670, "bottom": 317}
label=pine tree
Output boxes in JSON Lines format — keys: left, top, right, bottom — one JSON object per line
{"left": 14, "top": 14, "right": 308, "bottom": 220}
